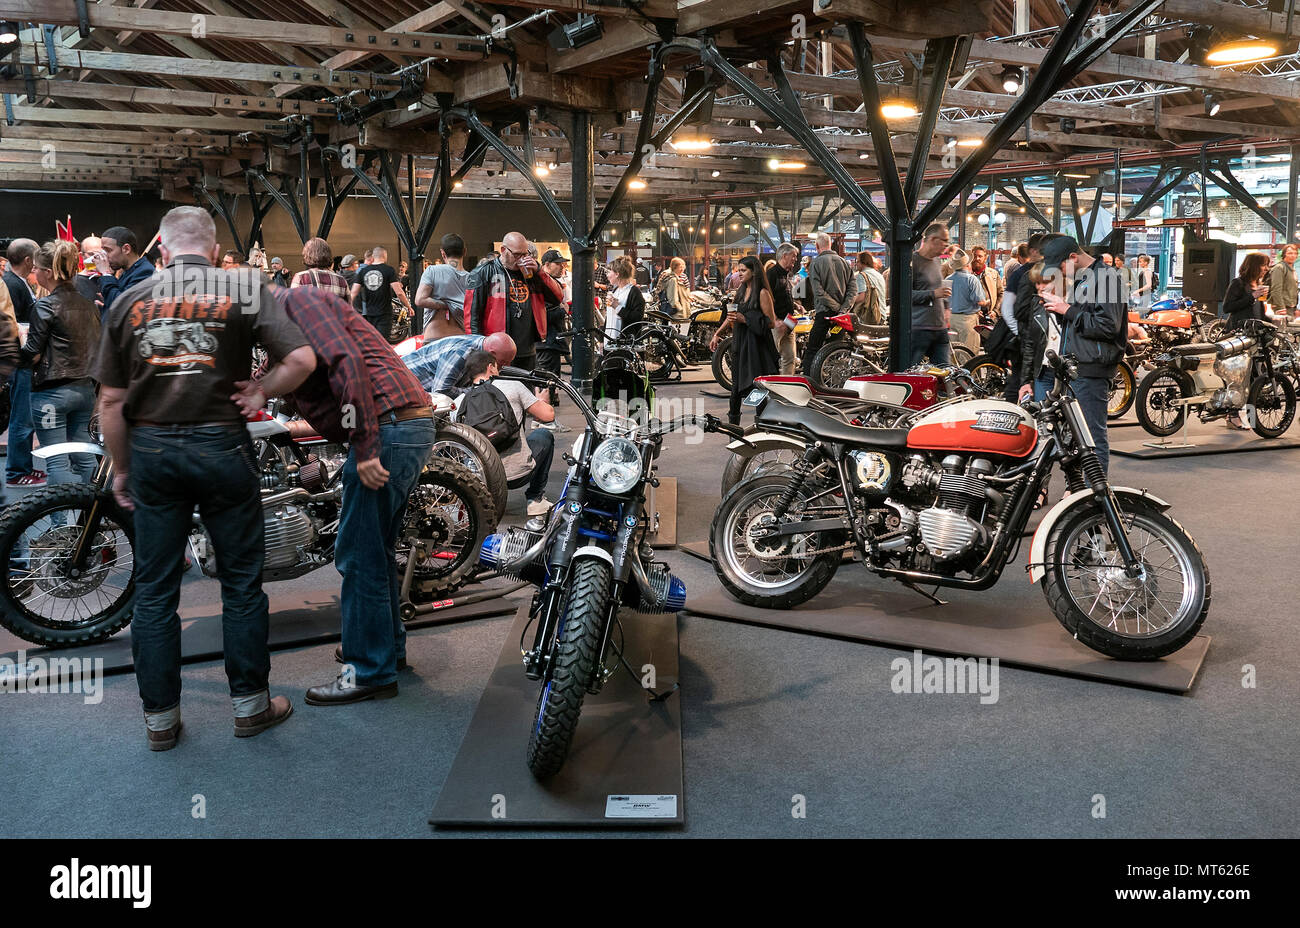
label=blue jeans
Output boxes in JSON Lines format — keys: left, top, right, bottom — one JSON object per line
{"left": 31, "top": 380, "right": 96, "bottom": 486}
{"left": 6, "top": 368, "right": 34, "bottom": 480}
{"left": 525, "top": 428, "right": 554, "bottom": 501}
{"left": 336, "top": 416, "right": 435, "bottom": 686}
{"left": 910, "top": 328, "right": 951, "bottom": 367}
{"left": 1032, "top": 370, "right": 1056, "bottom": 402}
{"left": 129, "top": 425, "right": 269, "bottom": 713}
{"left": 1071, "top": 375, "right": 1112, "bottom": 475}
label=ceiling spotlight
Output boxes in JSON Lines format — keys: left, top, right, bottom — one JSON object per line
{"left": 1059, "top": 117, "right": 1076, "bottom": 134}
{"left": 957, "top": 137, "right": 982, "bottom": 148}
{"left": 0, "top": 21, "right": 17, "bottom": 44}
{"left": 670, "top": 135, "right": 711, "bottom": 152}
{"left": 880, "top": 96, "right": 918, "bottom": 120}
{"left": 548, "top": 162, "right": 557, "bottom": 170}
{"left": 1206, "top": 36, "right": 1278, "bottom": 66}
{"left": 731, "top": 223, "right": 739, "bottom": 229}
{"left": 1000, "top": 66, "right": 1022, "bottom": 93}
{"left": 453, "top": 181, "right": 463, "bottom": 189}
{"left": 767, "top": 159, "right": 806, "bottom": 170}
{"left": 1204, "top": 91, "right": 1221, "bottom": 116}
{"left": 627, "top": 178, "right": 647, "bottom": 190}
{"left": 944, "top": 136, "right": 956, "bottom": 150}
{"left": 711, "top": 170, "right": 720, "bottom": 177}
{"left": 547, "top": 12, "right": 604, "bottom": 51}
{"left": 859, "top": 152, "right": 870, "bottom": 159}
{"left": 534, "top": 164, "right": 549, "bottom": 177}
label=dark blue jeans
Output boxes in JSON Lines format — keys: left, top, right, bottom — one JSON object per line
{"left": 336, "top": 417, "right": 435, "bottom": 686}
{"left": 31, "top": 380, "right": 97, "bottom": 485}
{"left": 1071, "top": 375, "right": 1111, "bottom": 475}
{"left": 6, "top": 368, "right": 34, "bottom": 480}
{"left": 910, "top": 328, "right": 951, "bottom": 367}
{"left": 525, "top": 428, "right": 554, "bottom": 501}
{"left": 129, "top": 425, "right": 268, "bottom": 713}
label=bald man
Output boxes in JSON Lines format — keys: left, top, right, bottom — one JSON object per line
{"left": 462, "top": 231, "right": 563, "bottom": 372}
{"left": 349, "top": 245, "right": 413, "bottom": 339}
{"left": 404, "top": 331, "right": 518, "bottom": 395}
{"left": 74, "top": 234, "right": 105, "bottom": 304}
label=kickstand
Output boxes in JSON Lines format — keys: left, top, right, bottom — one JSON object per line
{"left": 902, "top": 581, "right": 947, "bottom": 607}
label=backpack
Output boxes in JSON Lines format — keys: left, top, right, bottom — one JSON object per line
{"left": 459, "top": 380, "right": 519, "bottom": 451}
{"left": 856, "top": 271, "right": 883, "bottom": 326}
{"left": 984, "top": 314, "right": 1018, "bottom": 366}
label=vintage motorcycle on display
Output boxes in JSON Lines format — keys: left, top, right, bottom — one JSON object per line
{"left": 0, "top": 412, "right": 493, "bottom": 647}
{"left": 1135, "top": 318, "right": 1297, "bottom": 439}
{"left": 718, "top": 364, "right": 991, "bottom": 494}
{"left": 475, "top": 347, "right": 715, "bottom": 778}
{"left": 710, "top": 350, "right": 1211, "bottom": 660}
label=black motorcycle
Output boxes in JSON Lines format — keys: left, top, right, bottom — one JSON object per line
{"left": 475, "top": 350, "right": 717, "bottom": 778}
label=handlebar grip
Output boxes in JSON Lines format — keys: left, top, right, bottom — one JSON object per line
{"left": 498, "top": 365, "right": 535, "bottom": 379}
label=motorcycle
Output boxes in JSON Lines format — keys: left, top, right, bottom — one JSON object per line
{"left": 1135, "top": 318, "right": 1297, "bottom": 439}
{"left": 0, "top": 413, "right": 493, "bottom": 647}
{"left": 475, "top": 350, "right": 716, "bottom": 778}
{"left": 808, "top": 314, "right": 976, "bottom": 391}
{"left": 710, "top": 350, "right": 1211, "bottom": 660}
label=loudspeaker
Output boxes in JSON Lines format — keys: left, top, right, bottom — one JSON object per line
{"left": 682, "top": 69, "right": 715, "bottom": 126}
{"left": 1183, "top": 238, "right": 1236, "bottom": 303}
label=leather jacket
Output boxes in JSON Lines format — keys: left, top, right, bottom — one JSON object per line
{"left": 21, "top": 282, "right": 102, "bottom": 389}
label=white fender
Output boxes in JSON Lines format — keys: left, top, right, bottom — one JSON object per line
{"left": 32, "top": 441, "right": 105, "bottom": 462}
{"left": 1028, "top": 486, "right": 1171, "bottom": 584}
{"left": 725, "top": 430, "right": 806, "bottom": 456}
{"left": 572, "top": 545, "right": 614, "bottom": 566}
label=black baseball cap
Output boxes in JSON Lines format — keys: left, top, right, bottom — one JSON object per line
{"left": 1042, "top": 235, "right": 1084, "bottom": 268}
{"left": 541, "top": 248, "right": 569, "bottom": 264}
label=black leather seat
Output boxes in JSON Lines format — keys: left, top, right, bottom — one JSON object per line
{"left": 757, "top": 397, "right": 910, "bottom": 448}
{"left": 1169, "top": 342, "right": 1219, "bottom": 356}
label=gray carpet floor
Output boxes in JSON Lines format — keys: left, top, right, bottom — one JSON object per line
{"left": 2, "top": 386, "right": 1297, "bottom": 838}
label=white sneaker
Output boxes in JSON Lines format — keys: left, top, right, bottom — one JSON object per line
{"left": 527, "top": 496, "right": 553, "bottom": 517}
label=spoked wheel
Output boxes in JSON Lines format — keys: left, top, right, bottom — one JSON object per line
{"left": 810, "top": 342, "right": 874, "bottom": 390}
{"left": 1042, "top": 498, "right": 1210, "bottom": 660}
{"left": 526, "top": 556, "right": 609, "bottom": 778}
{"left": 950, "top": 343, "right": 976, "bottom": 368}
{"left": 1135, "top": 367, "right": 1192, "bottom": 437}
{"left": 720, "top": 446, "right": 802, "bottom": 496}
{"left": 430, "top": 422, "right": 507, "bottom": 523}
{"left": 641, "top": 331, "right": 678, "bottom": 383}
{"left": 1247, "top": 374, "right": 1297, "bottom": 437}
{"left": 709, "top": 475, "right": 845, "bottom": 609}
{"left": 711, "top": 336, "right": 734, "bottom": 391}
{"left": 398, "top": 457, "right": 494, "bottom": 603}
{"left": 0, "top": 485, "right": 135, "bottom": 647}
{"left": 963, "top": 354, "right": 1009, "bottom": 396}
{"left": 1108, "top": 360, "right": 1137, "bottom": 419}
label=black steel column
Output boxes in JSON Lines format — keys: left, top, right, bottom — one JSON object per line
{"left": 888, "top": 218, "right": 913, "bottom": 370}
{"left": 1287, "top": 143, "right": 1299, "bottom": 243}
{"left": 569, "top": 110, "right": 595, "bottom": 392}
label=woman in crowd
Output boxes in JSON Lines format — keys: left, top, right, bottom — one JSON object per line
{"left": 604, "top": 255, "right": 645, "bottom": 341}
{"left": 22, "top": 239, "right": 102, "bottom": 485}
{"left": 653, "top": 256, "right": 692, "bottom": 319}
{"left": 1222, "top": 252, "right": 1270, "bottom": 331}
{"left": 710, "top": 254, "right": 780, "bottom": 425}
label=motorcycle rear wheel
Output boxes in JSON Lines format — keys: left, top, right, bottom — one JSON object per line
{"left": 1135, "top": 367, "right": 1192, "bottom": 437}
{"left": 526, "top": 556, "right": 610, "bottom": 778}
{"left": 430, "top": 422, "right": 507, "bottom": 524}
{"left": 1247, "top": 374, "right": 1296, "bottom": 438}
{"left": 963, "top": 354, "right": 1009, "bottom": 396}
{"left": 398, "top": 457, "right": 495, "bottom": 602}
{"left": 710, "top": 474, "right": 844, "bottom": 609}
{"left": 712, "top": 335, "right": 734, "bottom": 391}
{"left": 1041, "top": 498, "right": 1210, "bottom": 660}
{"left": 0, "top": 484, "right": 136, "bottom": 647}
{"left": 1108, "top": 360, "right": 1137, "bottom": 419}
{"left": 641, "top": 330, "right": 678, "bottom": 383}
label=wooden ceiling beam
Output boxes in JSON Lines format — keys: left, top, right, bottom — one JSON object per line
{"left": 7, "top": 103, "right": 286, "bottom": 134}
{"left": 0, "top": 79, "right": 335, "bottom": 117}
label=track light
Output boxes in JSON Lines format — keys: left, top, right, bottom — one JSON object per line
{"left": 1206, "top": 35, "right": 1278, "bottom": 65}
{"left": 547, "top": 13, "right": 603, "bottom": 51}
{"left": 1000, "top": 66, "right": 1022, "bottom": 93}
{"left": 881, "top": 95, "right": 918, "bottom": 119}
{"left": 0, "top": 21, "right": 18, "bottom": 44}
{"left": 1204, "top": 91, "right": 1221, "bottom": 116}
{"left": 711, "top": 170, "right": 720, "bottom": 177}
{"left": 1059, "top": 117, "right": 1076, "bottom": 134}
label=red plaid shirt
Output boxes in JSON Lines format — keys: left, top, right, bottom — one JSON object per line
{"left": 273, "top": 286, "right": 428, "bottom": 461}
{"left": 290, "top": 267, "right": 351, "bottom": 299}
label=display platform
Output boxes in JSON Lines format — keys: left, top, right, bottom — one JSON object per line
{"left": 1111, "top": 428, "right": 1300, "bottom": 459}
{"left": 674, "top": 367, "right": 715, "bottom": 385}
{"left": 0, "top": 584, "right": 522, "bottom": 683}
{"left": 646, "top": 475, "right": 678, "bottom": 548}
{"left": 430, "top": 603, "right": 684, "bottom": 828}
{"left": 681, "top": 576, "right": 1208, "bottom": 694}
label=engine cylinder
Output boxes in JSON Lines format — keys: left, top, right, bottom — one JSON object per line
{"left": 640, "top": 563, "right": 687, "bottom": 613}
{"left": 479, "top": 528, "right": 547, "bottom": 582}
{"left": 263, "top": 502, "right": 316, "bottom": 570}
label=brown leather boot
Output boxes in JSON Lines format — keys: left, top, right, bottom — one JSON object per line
{"left": 234, "top": 696, "right": 294, "bottom": 738}
{"left": 147, "top": 722, "right": 182, "bottom": 752}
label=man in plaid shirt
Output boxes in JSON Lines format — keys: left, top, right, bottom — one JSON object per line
{"left": 289, "top": 237, "right": 351, "bottom": 299}
{"left": 404, "top": 331, "right": 518, "bottom": 394}
{"left": 234, "top": 286, "right": 435, "bottom": 705}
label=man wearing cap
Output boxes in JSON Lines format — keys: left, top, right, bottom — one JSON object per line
{"left": 536, "top": 249, "right": 570, "bottom": 406}
{"left": 1033, "top": 235, "right": 1127, "bottom": 473}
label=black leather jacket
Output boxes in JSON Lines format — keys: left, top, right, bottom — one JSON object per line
{"left": 22, "top": 282, "right": 102, "bottom": 390}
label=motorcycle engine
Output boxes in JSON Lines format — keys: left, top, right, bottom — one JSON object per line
{"left": 1210, "top": 352, "right": 1251, "bottom": 409}
{"left": 905, "top": 455, "right": 993, "bottom": 561}
{"left": 264, "top": 500, "right": 317, "bottom": 571}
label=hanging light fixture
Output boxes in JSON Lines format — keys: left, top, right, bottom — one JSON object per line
{"left": 627, "top": 178, "right": 647, "bottom": 190}
{"left": 880, "top": 94, "right": 918, "bottom": 120}
{"left": 670, "top": 134, "right": 712, "bottom": 152}
{"left": 957, "top": 137, "right": 982, "bottom": 148}
{"left": 0, "top": 21, "right": 18, "bottom": 44}
{"left": 1204, "top": 91, "right": 1221, "bottom": 116}
{"left": 1000, "top": 66, "right": 1022, "bottom": 93}
{"left": 1206, "top": 35, "right": 1278, "bottom": 65}
{"left": 534, "top": 164, "right": 550, "bottom": 177}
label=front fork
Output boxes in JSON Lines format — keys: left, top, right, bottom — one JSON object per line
{"left": 1061, "top": 397, "right": 1142, "bottom": 578}
{"left": 69, "top": 454, "right": 116, "bottom": 571}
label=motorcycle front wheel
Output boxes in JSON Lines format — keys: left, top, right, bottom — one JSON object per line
{"left": 1108, "top": 359, "right": 1137, "bottom": 419}
{"left": 1041, "top": 497, "right": 1210, "bottom": 660}
{"left": 710, "top": 474, "right": 845, "bottom": 609}
{"left": 712, "top": 335, "right": 734, "bottom": 391}
{"left": 641, "top": 330, "right": 678, "bottom": 383}
{"left": 1135, "top": 367, "right": 1192, "bottom": 436}
{"left": 526, "top": 556, "right": 610, "bottom": 778}
{"left": 1247, "top": 374, "right": 1296, "bottom": 438}
{"left": 0, "top": 484, "right": 136, "bottom": 647}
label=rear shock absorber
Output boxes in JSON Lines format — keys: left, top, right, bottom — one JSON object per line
{"left": 771, "top": 446, "right": 819, "bottom": 519}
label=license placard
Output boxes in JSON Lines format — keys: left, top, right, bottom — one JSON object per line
{"left": 604, "top": 794, "right": 678, "bottom": 818}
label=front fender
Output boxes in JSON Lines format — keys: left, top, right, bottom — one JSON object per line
{"left": 1028, "top": 486, "right": 1171, "bottom": 584}
{"left": 32, "top": 441, "right": 105, "bottom": 462}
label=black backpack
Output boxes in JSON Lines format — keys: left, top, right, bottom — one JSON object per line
{"left": 459, "top": 380, "right": 519, "bottom": 451}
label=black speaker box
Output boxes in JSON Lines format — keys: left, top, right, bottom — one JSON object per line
{"left": 1182, "top": 238, "right": 1236, "bottom": 303}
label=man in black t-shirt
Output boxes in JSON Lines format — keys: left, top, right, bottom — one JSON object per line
{"left": 348, "top": 245, "right": 413, "bottom": 337}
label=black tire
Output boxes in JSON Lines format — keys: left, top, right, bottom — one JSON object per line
{"left": 809, "top": 341, "right": 861, "bottom": 390}
{"left": 0, "top": 484, "right": 136, "bottom": 647}
{"left": 431, "top": 422, "right": 507, "bottom": 523}
{"left": 398, "top": 457, "right": 495, "bottom": 602}
{"left": 951, "top": 343, "right": 975, "bottom": 368}
{"left": 720, "top": 444, "right": 804, "bottom": 497}
{"left": 1135, "top": 366, "right": 1193, "bottom": 437}
{"left": 963, "top": 354, "right": 1009, "bottom": 396}
{"left": 526, "top": 557, "right": 610, "bottom": 778}
{"left": 1247, "top": 374, "right": 1296, "bottom": 438}
{"left": 641, "top": 331, "right": 678, "bottom": 383}
{"left": 709, "top": 474, "right": 844, "bottom": 608}
{"left": 1202, "top": 318, "right": 1231, "bottom": 343}
{"left": 1108, "top": 359, "right": 1137, "bottom": 419}
{"left": 1041, "top": 497, "right": 1211, "bottom": 660}
{"left": 712, "top": 335, "right": 734, "bottom": 391}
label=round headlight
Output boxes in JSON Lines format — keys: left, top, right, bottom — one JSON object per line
{"left": 590, "top": 438, "right": 641, "bottom": 494}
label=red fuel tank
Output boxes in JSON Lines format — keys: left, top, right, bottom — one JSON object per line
{"left": 906, "top": 399, "right": 1038, "bottom": 458}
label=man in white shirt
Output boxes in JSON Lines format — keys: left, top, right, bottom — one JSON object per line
{"left": 452, "top": 349, "right": 556, "bottom": 516}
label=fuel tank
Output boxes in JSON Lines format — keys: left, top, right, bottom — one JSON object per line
{"left": 845, "top": 372, "right": 945, "bottom": 411}
{"left": 906, "top": 399, "right": 1038, "bottom": 458}
{"left": 1128, "top": 308, "right": 1192, "bottom": 328}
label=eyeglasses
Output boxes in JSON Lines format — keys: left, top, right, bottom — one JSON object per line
{"left": 503, "top": 246, "right": 528, "bottom": 258}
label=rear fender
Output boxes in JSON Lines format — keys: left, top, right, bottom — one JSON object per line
{"left": 32, "top": 441, "right": 105, "bottom": 462}
{"left": 725, "top": 431, "right": 806, "bottom": 457}
{"left": 1028, "top": 486, "right": 1170, "bottom": 583}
